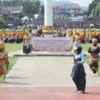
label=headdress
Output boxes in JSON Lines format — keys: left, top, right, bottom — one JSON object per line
{"left": 0, "top": 41, "right": 5, "bottom": 49}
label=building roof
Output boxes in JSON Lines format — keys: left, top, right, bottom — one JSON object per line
{"left": 0, "top": 6, "right": 22, "bottom": 14}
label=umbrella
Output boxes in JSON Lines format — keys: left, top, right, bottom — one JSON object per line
{"left": 34, "top": 14, "right": 39, "bottom": 17}
{"left": 8, "top": 24, "right": 14, "bottom": 27}
{"left": 90, "top": 24, "right": 94, "bottom": 27}
{"left": 21, "top": 16, "right": 29, "bottom": 21}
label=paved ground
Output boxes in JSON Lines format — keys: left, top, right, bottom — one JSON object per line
{"left": 0, "top": 56, "right": 100, "bottom": 100}
{"left": 0, "top": 87, "right": 100, "bottom": 100}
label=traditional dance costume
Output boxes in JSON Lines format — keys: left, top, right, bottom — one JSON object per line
{"left": 23, "top": 31, "right": 31, "bottom": 54}
{"left": 71, "top": 46, "right": 86, "bottom": 93}
{"left": 88, "top": 38, "right": 100, "bottom": 74}
{"left": 80, "top": 31, "right": 85, "bottom": 43}
{"left": 0, "top": 41, "right": 9, "bottom": 82}
{"left": 74, "top": 32, "right": 81, "bottom": 48}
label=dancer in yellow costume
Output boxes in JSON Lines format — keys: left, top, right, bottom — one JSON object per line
{"left": 23, "top": 30, "right": 31, "bottom": 54}
{"left": 66, "top": 29, "right": 73, "bottom": 37}
{"left": 74, "top": 30, "right": 81, "bottom": 47}
{"left": 80, "top": 30, "right": 85, "bottom": 43}
{"left": 86, "top": 30, "right": 90, "bottom": 42}
{"left": 0, "top": 41, "right": 9, "bottom": 83}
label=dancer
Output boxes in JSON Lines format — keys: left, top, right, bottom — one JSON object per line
{"left": 88, "top": 38, "right": 100, "bottom": 76}
{"left": 23, "top": 30, "right": 31, "bottom": 54}
{"left": 0, "top": 41, "right": 9, "bottom": 83}
{"left": 71, "top": 46, "right": 86, "bottom": 94}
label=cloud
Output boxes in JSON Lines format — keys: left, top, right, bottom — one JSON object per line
{"left": 69, "top": 0, "right": 93, "bottom": 6}
{"left": 52, "top": 0, "right": 93, "bottom": 7}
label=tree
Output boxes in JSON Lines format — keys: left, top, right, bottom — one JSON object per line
{"left": 88, "top": 0, "right": 100, "bottom": 17}
{"left": 11, "top": 0, "right": 23, "bottom": 6}
{"left": 0, "top": 17, "right": 6, "bottom": 28}
{"left": 2, "top": 1, "right": 10, "bottom": 6}
{"left": 2, "top": 0, "right": 23, "bottom": 6}
{"left": 22, "top": 0, "right": 34, "bottom": 17}
{"left": 94, "top": 2, "right": 100, "bottom": 16}
{"left": 0, "top": 17, "right": 6, "bottom": 25}
{"left": 41, "top": 5, "right": 44, "bottom": 15}
{"left": 32, "top": 0, "right": 40, "bottom": 13}
{"left": 22, "top": 0, "right": 40, "bottom": 17}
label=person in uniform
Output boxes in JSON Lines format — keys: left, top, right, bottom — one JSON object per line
{"left": 95, "top": 30, "right": 99, "bottom": 43}
{"left": 73, "top": 30, "right": 81, "bottom": 48}
{"left": 0, "top": 41, "right": 9, "bottom": 83}
{"left": 80, "top": 30, "right": 85, "bottom": 43}
{"left": 88, "top": 38, "right": 100, "bottom": 76}
{"left": 23, "top": 30, "right": 31, "bottom": 54}
{"left": 71, "top": 46, "right": 86, "bottom": 94}
{"left": 2, "top": 30, "right": 7, "bottom": 43}
{"left": 86, "top": 29, "right": 90, "bottom": 42}
{"left": 8, "top": 30, "right": 13, "bottom": 43}
{"left": 89, "top": 29, "right": 95, "bottom": 43}
{"left": 66, "top": 29, "right": 73, "bottom": 37}
{"left": 16, "top": 29, "right": 21, "bottom": 43}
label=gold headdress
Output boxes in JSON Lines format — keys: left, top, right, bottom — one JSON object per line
{"left": 0, "top": 41, "right": 5, "bottom": 49}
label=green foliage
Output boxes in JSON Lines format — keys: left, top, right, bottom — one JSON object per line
{"left": 11, "top": 0, "right": 23, "bottom": 6}
{"left": 2, "top": 0, "right": 23, "bottom": 6}
{"left": 88, "top": 0, "right": 100, "bottom": 17}
{"left": 94, "top": 2, "right": 100, "bottom": 16}
{"left": 2, "top": 1, "right": 10, "bottom": 6}
{"left": 22, "top": 0, "right": 40, "bottom": 17}
{"left": 40, "top": 5, "right": 44, "bottom": 15}
{"left": 1, "top": 0, "right": 41, "bottom": 18}
{"left": 0, "top": 17, "right": 6, "bottom": 25}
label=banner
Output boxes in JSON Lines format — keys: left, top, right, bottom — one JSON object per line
{"left": 31, "top": 37, "right": 73, "bottom": 52}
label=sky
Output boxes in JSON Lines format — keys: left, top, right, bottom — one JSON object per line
{"left": 67, "top": 0, "right": 93, "bottom": 7}
{"left": 1, "top": 0, "right": 94, "bottom": 7}
{"left": 52, "top": 0, "right": 93, "bottom": 7}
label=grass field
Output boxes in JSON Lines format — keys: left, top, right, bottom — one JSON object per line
{"left": 82, "top": 43, "right": 90, "bottom": 51}
{"left": 8, "top": 57, "right": 19, "bottom": 73}
{"left": 5, "top": 43, "right": 23, "bottom": 52}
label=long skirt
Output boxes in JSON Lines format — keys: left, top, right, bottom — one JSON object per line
{"left": 0, "top": 64, "right": 7, "bottom": 83}
{"left": 71, "top": 64, "right": 86, "bottom": 92}
{"left": 81, "top": 39, "right": 85, "bottom": 43}
{"left": 89, "top": 61, "right": 98, "bottom": 73}
{"left": 9, "top": 39, "right": 14, "bottom": 43}
{"left": 23, "top": 45, "right": 31, "bottom": 54}
{"left": 16, "top": 39, "right": 22, "bottom": 43}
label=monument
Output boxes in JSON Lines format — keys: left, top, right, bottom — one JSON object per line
{"left": 31, "top": 0, "right": 73, "bottom": 52}
{"left": 42, "top": 0, "right": 55, "bottom": 37}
